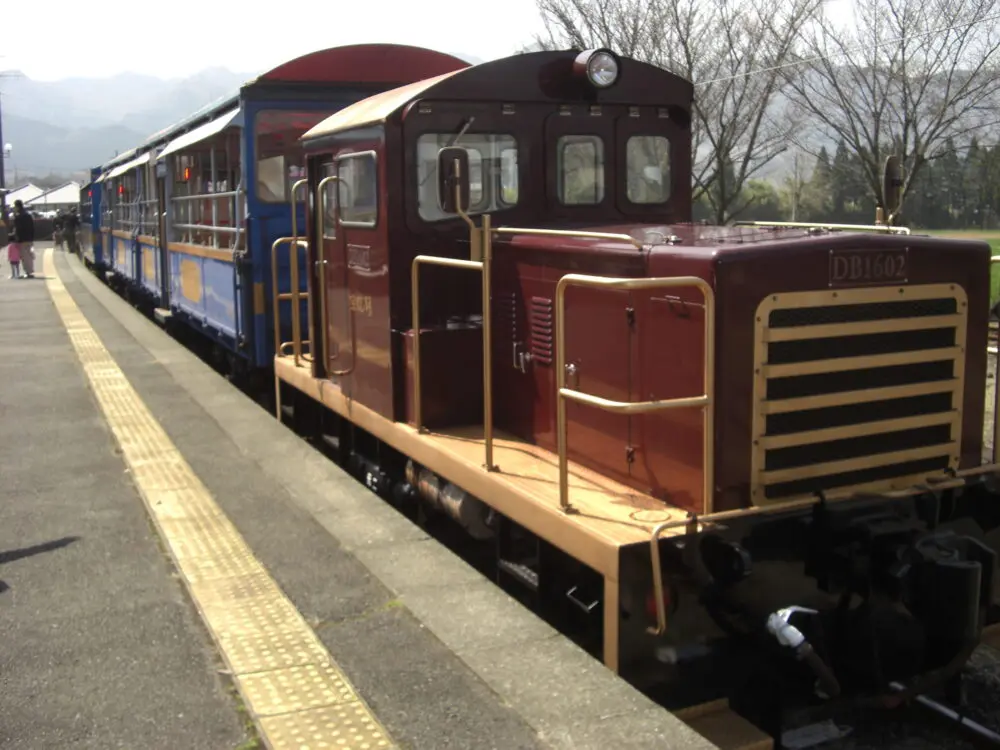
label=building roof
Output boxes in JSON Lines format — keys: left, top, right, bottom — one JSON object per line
{"left": 5, "top": 183, "right": 45, "bottom": 204}
{"left": 26, "top": 182, "right": 81, "bottom": 206}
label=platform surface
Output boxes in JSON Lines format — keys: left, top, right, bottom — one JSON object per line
{"left": 0, "top": 246, "right": 720, "bottom": 750}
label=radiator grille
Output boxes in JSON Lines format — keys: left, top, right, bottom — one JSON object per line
{"left": 750, "top": 284, "right": 967, "bottom": 503}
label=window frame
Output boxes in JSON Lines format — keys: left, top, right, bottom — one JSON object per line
{"left": 335, "top": 149, "right": 379, "bottom": 229}
{"left": 624, "top": 134, "right": 672, "bottom": 206}
{"left": 412, "top": 131, "right": 520, "bottom": 224}
{"left": 253, "top": 109, "right": 332, "bottom": 204}
{"left": 555, "top": 134, "right": 606, "bottom": 206}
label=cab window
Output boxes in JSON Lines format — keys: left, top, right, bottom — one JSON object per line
{"left": 416, "top": 133, "right": 518, "bottom": 222}
{"left": 626, "top": 135, "right": 670, "bottom": 204}
{"left": 337, "top": 152, "right": 378, "bottom": 226}
{"left": 557, "top": 135, "right": 604, "bottom": 205}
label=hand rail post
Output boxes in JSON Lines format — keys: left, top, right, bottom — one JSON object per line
{"left": 290, "top": 178, "right": 311, "bottom": 363}
{"left": 482, "top": 215, "right": 496, "bottom": 471}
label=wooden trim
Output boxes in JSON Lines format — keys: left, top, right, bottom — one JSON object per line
{"left": 765, "top": 313, "right": 964, "bottom": 342}
{"left": 762, "top": 442, "right": 958, "bottom": 485}
{"left": 764, "top": 347, "right": 962, "bottom": 378}
{"left": 137, "top": 234, "right": 157, "bottom": 247}
{"left": 760, "top": 412, "right": 959, "bottom": 450}
{"left": 762, "top": 380, "right": 959, "bottom": 414}
{"left": 254, "top": 282, "right": 265, "bottom": 316}
{"left": 111, "top": 229, "right": 131, "bottom": 241}
{"left": 167, "top": 241, "right": 234, "bottom": 263}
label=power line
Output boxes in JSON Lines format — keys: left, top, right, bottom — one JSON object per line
{"left": 694, "top": 8, "right": 1000, "bottom": 87}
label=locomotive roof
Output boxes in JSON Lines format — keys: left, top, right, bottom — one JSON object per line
{"left": 301, "top": 50, "right": 694, "bottom": 142}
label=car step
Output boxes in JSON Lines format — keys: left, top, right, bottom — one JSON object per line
{"left": 674, "top": 699, "right": 773, "bottom": 750}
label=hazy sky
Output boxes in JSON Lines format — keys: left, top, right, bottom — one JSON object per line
{"left": 2, "top": 0, "right": 545, "bottom": 80}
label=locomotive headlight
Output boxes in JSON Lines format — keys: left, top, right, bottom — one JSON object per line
{"left": 573, "top": 48, "right": 621, "bottom": 89}
{"left": 586, "top": 50, "right": 619, "bottom": 88}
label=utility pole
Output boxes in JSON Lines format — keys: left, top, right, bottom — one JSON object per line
{"left": 0, "top": 67, "right": 23, "bottom": 216}
{"left": 0, "top": 90, "right": 6, "bottom": 215}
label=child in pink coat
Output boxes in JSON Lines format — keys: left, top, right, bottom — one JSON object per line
{"left": 7, "top": 242, "right": 21, "bottom": 279}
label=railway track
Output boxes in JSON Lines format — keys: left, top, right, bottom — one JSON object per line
{"left": 99, "top": 264, "right": 1000, "bottom": 750}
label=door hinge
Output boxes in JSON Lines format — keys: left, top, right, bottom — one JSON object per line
{"left": 625, "top": 445, "right": 636, "bottom": 463}
{"left": 626, "top": 306, "right": 636, "bottom": 328}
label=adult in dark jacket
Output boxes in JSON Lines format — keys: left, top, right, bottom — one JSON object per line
{"left": 9, "top": 200, "right": 35, "bottom": 278}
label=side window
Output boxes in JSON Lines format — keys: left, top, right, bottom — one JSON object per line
{"left": 415, "top": 133, "right": 518, "bottom": 222}
{"left": 254, "top": 110, "right": 333, "bottom": 203}
{"left": 337, "top": 152, "right": 378, "bottom": 227}
{"left": 258, "top": 156, "right": 286, "bottom": 202}
{"left": 557, "top": 135, "right": 605, "bottom": 205}
{"left": 500, "top": 147, "right": 519, "bottom": 204}
{"left": 626, "top": 135, "right": 671, "bottom": 204}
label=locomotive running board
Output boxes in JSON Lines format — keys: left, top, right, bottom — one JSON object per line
{"left": 674, "top": 699, "right": 773, "bottom": 750}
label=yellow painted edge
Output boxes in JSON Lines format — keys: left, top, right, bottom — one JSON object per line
{"left": 43, "top": 248, "right": 396, "bottom": 750}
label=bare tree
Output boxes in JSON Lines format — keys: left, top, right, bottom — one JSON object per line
{"left": 785, "top": 0, "right": 1000, "bottom": 219}
{"left": 532, "top": 0, "right": 822, "bottom": 223}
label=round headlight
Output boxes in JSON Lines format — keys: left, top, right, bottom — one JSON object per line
{"left": 587, "top": 51, "right": 619, "bottom": 88}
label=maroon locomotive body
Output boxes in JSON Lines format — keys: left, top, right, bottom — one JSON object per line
{"left": 269, "top": 46, "right": 1000, "bottom": 743}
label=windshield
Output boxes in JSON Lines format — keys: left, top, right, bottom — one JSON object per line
{"left": 416, "top": 133, "right": 518, "bottom": 221}
{"left": 626, "top": 135, "right": 670, "bottom": 204}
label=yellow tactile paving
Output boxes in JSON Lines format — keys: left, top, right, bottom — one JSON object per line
{"left": 43, "top": 250, "right": 397, "bottom": 750}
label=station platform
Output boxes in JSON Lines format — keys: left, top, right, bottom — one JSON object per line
{"left": 0, "top": 246, "right": 734, "bottom": 750}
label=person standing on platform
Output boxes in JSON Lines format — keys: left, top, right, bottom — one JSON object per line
{"left": 6, "top": 237, "right": 21, "bottom": 279}
{"left": 52, "top": 211, "right": 65, "bottom": 251}
{"left": 9, "top": 201, "right": 35, "bottom": 278}
{"left": 65, "top": 208, "right": 80, "bottom": 255}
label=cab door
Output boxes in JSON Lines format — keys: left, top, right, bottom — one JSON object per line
{"left": 316, "top": 159, "right": 354, "bottom": 385}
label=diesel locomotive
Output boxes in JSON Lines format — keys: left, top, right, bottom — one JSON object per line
{"left": 83, "top": 44, "right": 1000, "bottom": 746}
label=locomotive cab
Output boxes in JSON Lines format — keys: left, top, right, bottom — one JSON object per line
{"left": 276, "top": 46, "right": 1000, "bottom": 742}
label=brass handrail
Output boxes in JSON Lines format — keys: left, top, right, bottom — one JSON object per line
{"left": 270, "top": 236, "right": 310, "bottom": 367}
{"left": 290, "top": 178, "right": 311, "bottom": 358}
{"left": 554, "top": 274, "right": 715, "bottom": 516}
{"left": 493, "top": 226, "right": 645, "bottom": 250}
{"left": 734, "top": 220, "right": 911, "bottom": 235}
{"left": 411, "top": 216, "right": 496, "bottom": 471}
{"left": 316, "top": 175, "right": 338, "bottom": 368}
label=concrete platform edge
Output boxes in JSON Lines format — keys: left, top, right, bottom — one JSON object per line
{"left": 64, "top": 255, "right": 719, "bottom": 750}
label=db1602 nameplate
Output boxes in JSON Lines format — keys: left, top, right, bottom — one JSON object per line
{"left": 829, "top": 248, "right": 908, "bottom": 287}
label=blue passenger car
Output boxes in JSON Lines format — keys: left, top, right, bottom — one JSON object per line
{"left": 84, "top": 44, "right": 469, "bottom": 378}
{"left": 79, "top": 167, "right": 103, "bottom": 269}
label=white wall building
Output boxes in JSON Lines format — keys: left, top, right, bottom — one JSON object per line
{"left": 26, "top": 182, "right": 80, "bottom": 214}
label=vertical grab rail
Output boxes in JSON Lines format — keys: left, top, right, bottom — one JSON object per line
{"left": 411, "top": 215, "right": 496, "bottom": 470}
{"left": 290, "top": 179, "right": 311, "bottom": 363}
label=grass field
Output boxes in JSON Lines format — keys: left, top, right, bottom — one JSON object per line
{"left": 924, "top": 229, "right": 1000, "bottom": 304}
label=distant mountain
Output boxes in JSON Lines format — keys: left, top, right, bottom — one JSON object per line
{"left": 0, "top": 67, "right": 249, "bottom": 174}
